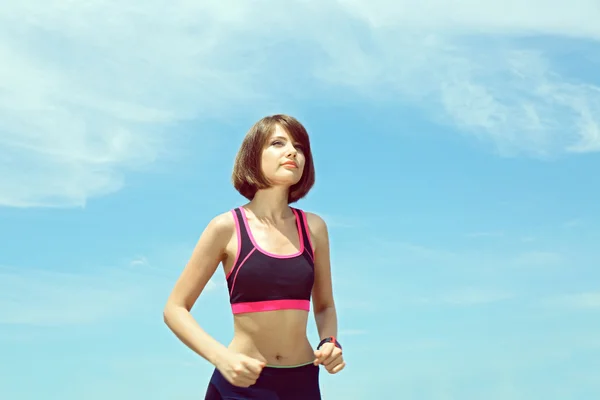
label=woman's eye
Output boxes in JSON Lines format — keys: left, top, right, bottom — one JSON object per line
{"left": 270, "top": 140, "right": 303, "bottom": 152}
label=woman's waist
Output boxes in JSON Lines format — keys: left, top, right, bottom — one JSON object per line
{"left": 229, "top": 311, "right": 314, "bottom": 365}
{"left": 232, "top": 308, "right": 309, "bottom": 334}
{"left": 228, "top": 336, "right": 314, "bottom": 366}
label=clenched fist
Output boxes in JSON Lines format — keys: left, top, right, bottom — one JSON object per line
{"left": 215, "top": 351, "right": 266, "bottom": 388}
{"left": 313, "top": 343, "right": 345, "bottom": 374}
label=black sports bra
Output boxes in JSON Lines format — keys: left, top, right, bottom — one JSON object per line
{"left": 225, "top": 207, "right": 315, "bottom": 314}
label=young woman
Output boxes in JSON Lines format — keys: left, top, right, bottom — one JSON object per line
{"left": 163, "top": 114, "right": 345, "bottom": 399}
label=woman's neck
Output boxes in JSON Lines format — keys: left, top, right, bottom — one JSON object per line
{"left": 246, "top": 186, "right": 293, "bottom": 221}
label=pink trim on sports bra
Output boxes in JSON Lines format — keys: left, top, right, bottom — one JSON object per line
{"left": 231, "top": 299, "right": 310, "bottom": 314}
{"left": 225, "top": 212, "right": 244, "bottom": 280}
{"left": 239, "top": 206, "right": 305, "bottom": 258}
{"left": 228, "top": 247, "right": 256, "bottom": 297}
{"left": 226, "top": 206, "right": 315, "bottom": 315}
{"left": 297, "top": 209, "right": 315, "bottom": 262}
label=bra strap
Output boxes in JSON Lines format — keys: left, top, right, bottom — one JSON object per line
{"left": 292, "top": 208, "right": 314, "bottom": 258}
{"left": 231, "top": 207, "right": 255, "bottom": 266}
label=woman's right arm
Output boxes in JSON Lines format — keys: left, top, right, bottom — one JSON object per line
{"left": 163, "top": 212, "right": 266, "bottom": 387}
{"left": 162, "top": 213, "right": 232, "bottom": 366}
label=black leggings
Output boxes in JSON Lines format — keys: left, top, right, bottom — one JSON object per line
{"left": 205, "top": 362, "right": 321, "bottom": 400}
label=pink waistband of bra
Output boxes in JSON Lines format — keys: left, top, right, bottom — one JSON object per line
{"left": 231, "top": 299, "right": 310, "bottom": 314}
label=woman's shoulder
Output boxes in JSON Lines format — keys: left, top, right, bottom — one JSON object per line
{"left": 296, "top": 208, "right": 328, "bottom": 235}
{"left": 203, "top": 209, "right": 237, "bottom": 237}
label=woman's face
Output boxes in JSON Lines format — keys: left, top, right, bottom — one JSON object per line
{"left": 261, "top": 124, "right": 306, "bottom": 187}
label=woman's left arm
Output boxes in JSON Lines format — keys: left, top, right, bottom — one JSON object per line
{"left": 307, "top": 212, "right": 346, "bottom": 374}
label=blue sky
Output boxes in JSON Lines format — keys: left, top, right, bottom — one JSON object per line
{"left": 1, "top": 1, "right": 600, "bottom": 399}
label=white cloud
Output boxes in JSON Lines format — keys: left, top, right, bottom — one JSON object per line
{"left": 546, "top": 292, "right": 600, "bottom": 309}
{"left": 0, "top": 265, "right": 146, "bottom": 326}
{"left": 520, "top": 236, "right": 536, "bottom": 243}
{"left": 564, "top": 218, "right": 585, "bottom": 228}
{"left": 465, "top": 231, "right": 504, "bottom": 238}
{"left": 513, "top": 251, "right": 563, "bottom": 267}
{"left": 0, "top": 1, "right": 267, "bottom": 208}
{"left": 319, "top": 1, "right": 600, "bottom": 157}
{"left": 0, "top": 260, "right": 220, "bottom": 326}
{"left": 129, "top": 256, "right": 149, "bottom": 267}
{"left": 417, "top": 288, "right": 515, "bottom": 306}
{"left": 316, "top": 33, "right": 600, "bottom": 159}
{"left": 2, "top": 0, "right": 599, "bottom": 207}
{"left": 338, "top": 0, "right": 600, "bottom": 36}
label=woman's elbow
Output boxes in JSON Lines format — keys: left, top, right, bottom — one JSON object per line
{"left": 162, "top": 300, "right": 184, "bottom": 325}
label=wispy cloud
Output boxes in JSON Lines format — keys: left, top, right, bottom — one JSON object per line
{"left": 564, "top": 218, "right": 585, "bottom": 228}
{"left": 0, "top": 1, "right": 267, "bottom": 208}
{"left": 0, "top": 258, "right": 219, "bottom": 326}
{"left": 465, "top": 231, "right": 504, "bottom": 238}
{"left": 0, "top": 265, "right": 146, "bottom": 326}
{"left": 520, "top": 236, "right": 536, "bottom": 243}
{"left": 544, "top": 292, "right": 600, "bottom": 309}
{"left": 358, "top": 237, "right": 565, "bottom": 276}
{"left": 512, "top": 251, "right": 563, "bottom": 267}
{"left": 318, "top": 1, "right": 600, "bottom": 158}
{"left": 2, "top": 1, "right": 599, "bottom": 208}
{"left": 129, "top": 256, "right": 149, "bottom": 267}
{"left": 415, "top": 288, "right": 515, "bottom": 306}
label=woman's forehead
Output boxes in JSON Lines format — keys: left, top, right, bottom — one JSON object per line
{"left": 271, "top": 124, "right": 293, "bottom": 139}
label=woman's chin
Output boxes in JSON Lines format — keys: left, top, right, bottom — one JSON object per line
{"left": 267, "top": 178, "right": 301, "bottom": 188}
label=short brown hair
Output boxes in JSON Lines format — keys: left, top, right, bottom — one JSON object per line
{"left": 232, "top": 114, "right": 315, "bottom": 203}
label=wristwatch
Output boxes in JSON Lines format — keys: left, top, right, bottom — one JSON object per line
{"left": 317, "top": 336, "right": 342, "bottom": 350}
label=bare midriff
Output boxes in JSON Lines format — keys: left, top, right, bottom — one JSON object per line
{"left": 227, "top": 309, "right": 315, "bottom": 366}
